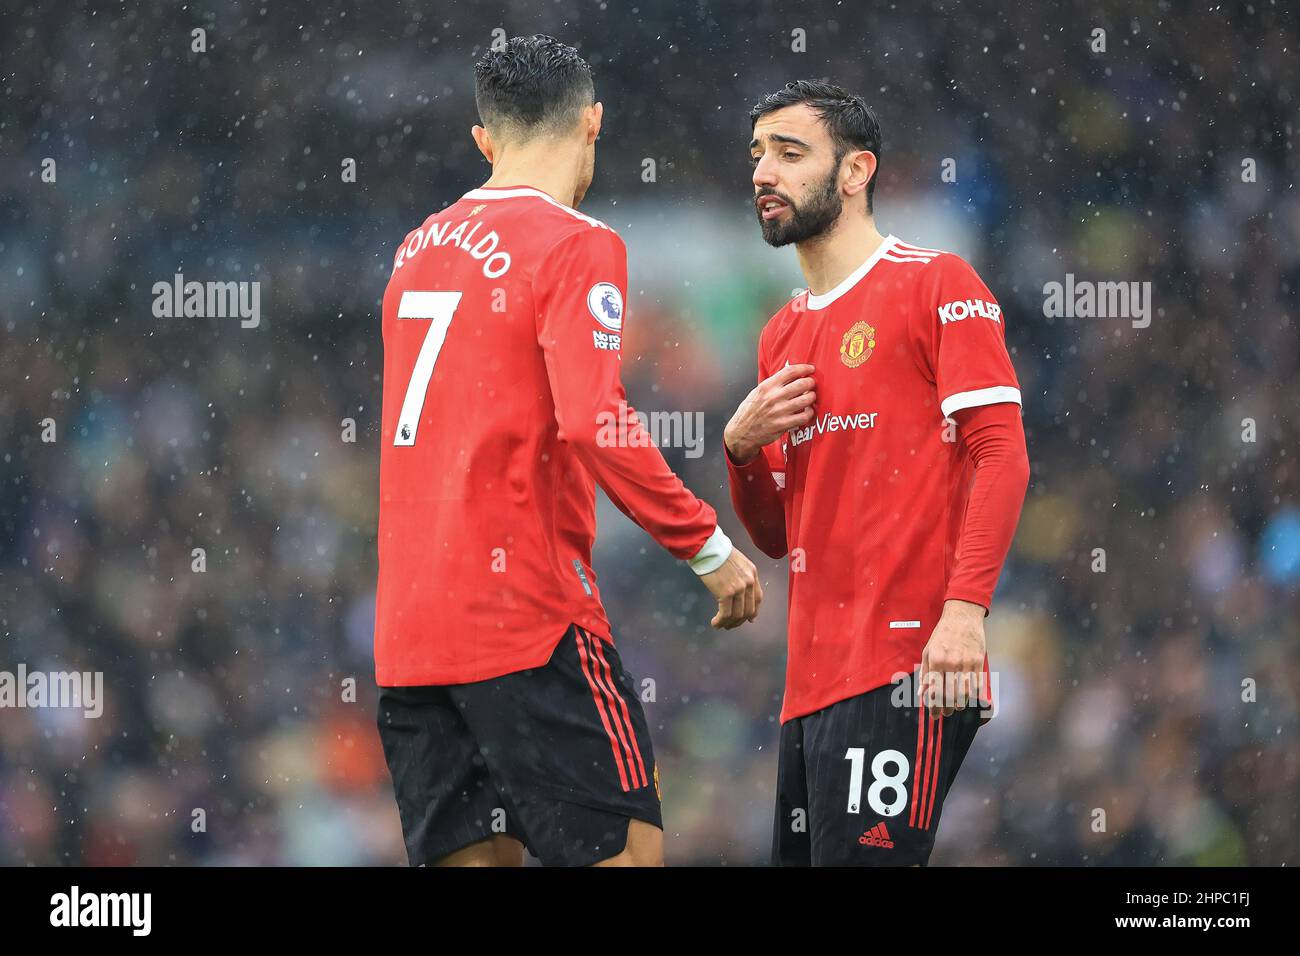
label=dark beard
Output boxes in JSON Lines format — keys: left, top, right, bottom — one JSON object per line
{"left": 757, "top": 167, "right": 843, "bottom": 247}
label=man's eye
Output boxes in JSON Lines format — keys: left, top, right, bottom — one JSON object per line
{"left": 783, "top": 152, "right": 800, "bottom": 161}
{"left": 749, "top": 156, "right": 761, "bottom": 167}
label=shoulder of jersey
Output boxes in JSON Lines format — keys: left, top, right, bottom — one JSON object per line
{"left": 874, "top": 238, "right": 967, "bottom": 288}
{"left": 882, "top": 238, "right": 950, "bottom": 266}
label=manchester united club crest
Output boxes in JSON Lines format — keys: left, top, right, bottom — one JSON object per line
{"left": 839, "top": 320, "right": 876, "bottom": 368}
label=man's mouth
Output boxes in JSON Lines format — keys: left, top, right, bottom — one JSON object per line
{"left": 757, "top": 195, "right": 790, "bottom": 221}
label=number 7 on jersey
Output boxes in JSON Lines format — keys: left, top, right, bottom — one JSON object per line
{"left": 394, "top": 290, "right": 462, "bottom": 446}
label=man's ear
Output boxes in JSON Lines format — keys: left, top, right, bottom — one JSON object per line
{"left": 842, "top": 149, "right": 877, "bottom": 201}
{"left": 585, "top": 102, "right": 603, "bottom": 145}
{"left": 471, "top": 124, "right": 494, "bottom": 163}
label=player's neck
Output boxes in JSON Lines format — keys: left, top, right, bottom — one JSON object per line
{"left": 481, "top": 145, "right": 584, "bottom": 208}
{"left": 796, "top": 216, "right": 886, "bottom": 297}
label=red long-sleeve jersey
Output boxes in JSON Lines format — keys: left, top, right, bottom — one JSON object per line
{"left": 727, "top": 236, "right": 1029, "bottom": 721}
{"left": 375, "top": 185, "right": 731, "bottom": 686}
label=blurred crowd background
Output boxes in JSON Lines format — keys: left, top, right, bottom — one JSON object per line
{"left": 1, "top": 0, "right": 1296, "bottom": 866}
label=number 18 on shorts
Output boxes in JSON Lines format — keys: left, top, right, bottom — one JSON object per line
{"left": 773, "top": 681, "right": 983, "bottom": 866}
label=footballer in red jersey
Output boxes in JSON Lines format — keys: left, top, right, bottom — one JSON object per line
{"left": 725, "top": 81, "right": 1030, "bottom": 865}
{"left": 374, "top": 36, "right": 762, "bottom": 868}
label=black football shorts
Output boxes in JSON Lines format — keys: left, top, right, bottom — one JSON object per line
{"left": 772, "top": 679, "right": 984, "bottom": 866}
{"left": 377, "top": 623, "right": 661, "bottom": 867}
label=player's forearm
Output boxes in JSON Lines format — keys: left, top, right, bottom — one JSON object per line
{"left": 724, "top": 439, "right": 788, "bottom": 559}
{"left": 569, "top": 429, "right": 723, "bottom": 564}
{"left": 541, "top": 339, "right": 726, "bottom": 565}
{"left": 944, "top": 402, "right": 1030, "bottom": 608}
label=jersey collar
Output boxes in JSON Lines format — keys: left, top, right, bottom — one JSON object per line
{"left": 460, "top": 185, "right": 603, "bottom": 228}
{"left": 462, "top": 185, "right": 559, "bottom": 203}
{"left": 804, "top": 234, "right": 898, "bottom": 311}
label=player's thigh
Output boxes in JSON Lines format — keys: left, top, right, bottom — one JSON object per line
{"left": 803, "top": 684, "right": 981, "bottom": 866}
{"left": 591, "top": 819, "right": 663, "bottom": 867}
{"left": 434, "top": 834, "right": 525, "bottom": 867}
{"left": 452, "top": 624, "right": 663, "bottom": 867}
{"left": 377, "top": 684, "right": 523, "bottom": 867}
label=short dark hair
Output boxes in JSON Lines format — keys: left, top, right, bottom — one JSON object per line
{"left": 749, "top": 80, "right": 882, "bottom": 212}
{"left": 474, "top": 35, "right": 594, "bottom": 137}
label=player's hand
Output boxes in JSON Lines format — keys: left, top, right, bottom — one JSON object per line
{"left": 919, "top": 599, "right": 987, "bottom": 718}
{"left": 723, "top": 363, "right": 817, "bottom": 465}
{"left": 699, "top": 547, "right": 763, "bottom": 629}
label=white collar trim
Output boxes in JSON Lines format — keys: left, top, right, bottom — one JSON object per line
{"left": 461, "top": 186, "right": 603, "bottom": 228}
{"left": 463, "top": 186, "right": 556, "bottom": 203}
{"left": 804, "top": 234, "right": 898, "bottom": 311}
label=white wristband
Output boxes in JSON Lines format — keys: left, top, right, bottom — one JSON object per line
{"left": 687, "top": 526, "right": 733, "bottom": 576}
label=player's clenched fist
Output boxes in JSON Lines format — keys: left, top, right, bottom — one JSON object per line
{"left": 699, "top": 547, "right": 763, "bottom": 629}
{"left": 723, "top": 363, "right": 817, "bottom": 465}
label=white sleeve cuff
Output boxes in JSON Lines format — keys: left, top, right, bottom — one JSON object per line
{"left": 940, "top": 385, "right": 1022, "bottom": 420}
{"left": 687, "top": 526, "right": 733, "bottom": 576}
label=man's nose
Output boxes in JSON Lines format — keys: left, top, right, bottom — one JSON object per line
{"left": 752, "top": 155, "right": 779, "bottom": 190}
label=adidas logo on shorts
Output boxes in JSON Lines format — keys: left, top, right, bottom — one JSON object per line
{"left": 858, "top": 822, "right": 895, "bottom": 848}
